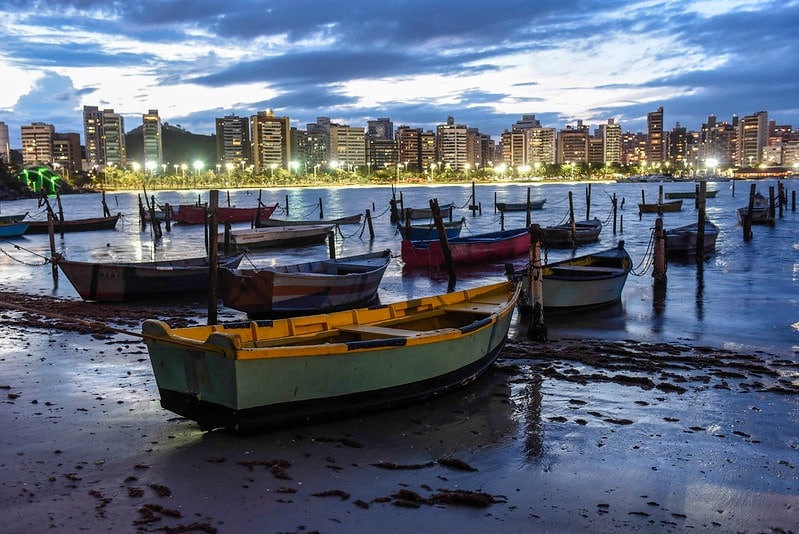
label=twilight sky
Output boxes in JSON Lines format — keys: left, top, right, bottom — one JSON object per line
{"left": 1, "top": 0, "right": 798, "bottom": 148}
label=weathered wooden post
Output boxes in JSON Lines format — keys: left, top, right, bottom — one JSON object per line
{"left": 164, "top": 203, "right": 171, "bottom": 232}
{"left": 319, "top": 198, "right": 324, "bottom": 219}
{"left": 612, "top": 193, "right": 618, "bottom": 234}
{"left": 652, "top": 217, "right": 667, "bottom": 282}
{"left": 568, "top": 191, "right": 577, "bottom": 248}
{"left": 48, "top": 211, "right": 57, "bottom": 283}
{"left": 327, "top": 230, "right": 336, "bottom": 259}
{"left": 769, "top": 185, "right": 776, "bottom": 222}
{"left": 494, "top": 192, "right": 498, "bottom": 214}
{"left": 207, "top": 190, "right": 220, "bottom": 325}
{"left": 695, "top": 181, "right": 707, "bottom": 262}
{"left": 364, "top": 209, "right": 374, "bottom": 240}
{"left": 285, "top": 194, "right": 290, "bottom": 216}
{"left": 743, "top": 183, "right": 755, "bottom": 241}
{"left": 471, "top": 180, "right": 478, "bottom": 216}
{"left": 526, "top": 224, "right": 547, "bottom": 342}
{"left": 586, "top": 183, "right": 592, "bottom": 220}
{"left": 525, "top": 187, "right": 532, "bottom": 228}
{"left": 792, "top": 190, "right": 796, "bottom": 212}
{"left": 431, "top": 198, "right": 456, "bottom": 292}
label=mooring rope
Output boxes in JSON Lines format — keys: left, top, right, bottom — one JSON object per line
{"left": 0, "top": 241, "right": 52, "bottom": 266}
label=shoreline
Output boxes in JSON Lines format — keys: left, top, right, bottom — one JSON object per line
{"left": 1, "top": 290, "right": 797, "bottom": 532}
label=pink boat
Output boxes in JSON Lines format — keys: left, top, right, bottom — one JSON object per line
{"left": 169, "top": 202, "right": 278, "bottom": 225}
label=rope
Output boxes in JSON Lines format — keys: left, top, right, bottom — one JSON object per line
{"left": 0, "top": 241, "right": 53, "bottom": 266}
{"left": 630, "top": 226, "right": 656, "bottom": 276}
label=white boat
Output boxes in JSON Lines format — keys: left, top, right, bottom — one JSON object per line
{"left": 219, "top": 224, "right": 334, "bottom": 249}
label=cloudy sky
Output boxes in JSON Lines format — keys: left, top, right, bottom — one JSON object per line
{"left": 1, "top": 0, "right": 798, "bottom": 148}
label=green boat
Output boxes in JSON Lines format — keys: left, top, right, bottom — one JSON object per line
{"left": 142, "top": 280, "right": 520, "bottom": 432}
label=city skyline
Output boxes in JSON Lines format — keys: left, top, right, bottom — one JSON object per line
{"left": 2, "top": 1, "right": 798, "bottom": 147}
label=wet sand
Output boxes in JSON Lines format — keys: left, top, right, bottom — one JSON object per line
{"left": 1, "top": 293, "right": 797, "bottom": 533}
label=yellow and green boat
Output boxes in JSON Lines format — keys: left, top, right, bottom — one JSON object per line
{"left": 142, "top": 280, "right": 520, "bottom": 432}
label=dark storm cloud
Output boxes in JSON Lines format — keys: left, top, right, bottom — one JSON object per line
{"left": 2, "top": 0, "right": 799, "bottom": 145}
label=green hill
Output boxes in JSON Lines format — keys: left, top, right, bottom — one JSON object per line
{"left": 125, "top": 123, "right": 216, "bottom": 167}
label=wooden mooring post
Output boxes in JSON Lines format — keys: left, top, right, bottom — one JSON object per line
{"left": 695, "top": 181, "right": 707, "bottom": 262}
{"left": 431, "top": 198, "right": 456, "bottom": 292}
{"left": 526, "top": 224, "right": 547, "bottom": 342}
{"left": 207, "top": 190, "right": 220, "bottom": 325}
{"left": 743, "top": 183, "right": 755, "bottom": 241}
{"left": 652, "top": 217, "right": 667, "bottom": 282}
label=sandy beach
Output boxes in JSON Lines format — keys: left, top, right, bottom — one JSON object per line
{"left": 1, "top": 292, "right": 797, "bottom": 533}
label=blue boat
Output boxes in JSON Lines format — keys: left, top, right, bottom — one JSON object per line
{"left": 397, "top": 217, "right": 465, "bottom": 240}
{"left": 0, "top": 222, "right": 29, "bottom": 238}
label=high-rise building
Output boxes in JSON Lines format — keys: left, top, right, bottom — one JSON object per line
{"left": 436, "top": 116, "right": 468, "bottom": 171}
{"left": 367, "top": 118, "right": 394, "bottom": 140}
{"left": 83, "top": 105, "right": 104, "bottom": 169}
{"left": 142, "top": 109, "right": 163, "bottom": 169}
{"left": 667, "top": 123, "right": 688, "bottom": 167}
{"left": 21, "top": 122, "right": 55, "bottom": 166}
{"left": 556, "top": 123, "right": 589, "bottom": 164}
{"left": 599, "top": 118, "right": 622, "bottom": 164}
{"left": 0, "top": 121, "right": 9, "bottom": 164}
{"left": 528, "top": 128, "right": 556, "bottom": 166}
{"left": 102, "top": 109, "right": 126, "bottom": 168}
{"left": 251, "top": 110, "right": 291, "bottom": 173}
{"left": 646, "top": 106, "right": 665, "bottom": 163}
{"left": 397, "top": 126, "right": 422, "bottom": 173}
{"left": 367, "top": 118, "right": 397, "bottom": 172}
{"left": 329, "top": 123, "right": 366, "bottom": 170}
{"left": 215, "top": 115, "right": 251, "bottom": 168}
{"left": 737, "top": 111, "right": 768, "bottom": 166}
{"left": 52, "top": 132, "right": 81, "bottom": 176}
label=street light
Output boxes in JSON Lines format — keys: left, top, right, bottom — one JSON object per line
{"left": 193, "top": 160, "right": 204, "bottom": 175}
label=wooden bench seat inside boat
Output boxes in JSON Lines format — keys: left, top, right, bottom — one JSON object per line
{"left": 338, "top": 325, "right": 422, "bottom": 338}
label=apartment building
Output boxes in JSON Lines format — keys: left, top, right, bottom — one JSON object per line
{"left": 251, "top": 110, "right": 291, "bottom": 173}
{"left": 0, "top": 121, "right": 10, "bottom": 163}
{"left": 215, "top": 115, "right": 251, "bottom": 168}
{"left": 21, "top": 122, "right": 55, "bottom": 166}
{"left": 142, "top": 109, "right": 163, "bottom": 168}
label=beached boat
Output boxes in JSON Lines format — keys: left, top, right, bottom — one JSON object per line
{"left": 0, "top": 221, "right": 29, "bottom": 238}
{"left": 396, "top": 217, "right": 465, "bottom": 240}
{"left": 0, "top": 212, "right": 29, "bottom": 224}
{"left": 496, "top": 199, "right": 546, "bottom": 212}
{"left": 397, "top": 203, "right": 455, "bottom": 220}
{"left": 664, "top": 189, "right": 718, "bottom": 199}
{"left": 219, "top": 250, "right": 391, "bottom": 318}
{"left": 54, "top": 252, "right": 246, "bottom": 302}
{"left": 24, "top": 213, "right": 121, "bottom": 234}
{"left": 637, "top": 199, "right": 683, "bottom": 213}
{"left": 401, "top": 227, "right": 529, "bottom": 268}
{"left": 665, "top": 220, "right": 720, "bottom": 259}
{"left": 220, "top": 224, "right": 334, "bottom": 249}
{"left": 255, "top": 213, "right": 362, "bottom": 227}
{"left": 141, "top": 279, "right": 520, "bottom": 431}
{"left": 169, "top": 203, "right": 278, "bottom": 225}
{"left": 736, "top": 193, "right": 773, "bottom": 225}
{"left": 541, "top": 218, "right": 602, "bottom": 248}
{"left": 517, "top": 242, "right": 632, "bottom": 312}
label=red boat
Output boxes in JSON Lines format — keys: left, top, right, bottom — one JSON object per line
{"left": 169, "top": 203, "right": 278, "bottom": 225}
{"left": 401, "top": 227, "right": 529, "bottom": 268}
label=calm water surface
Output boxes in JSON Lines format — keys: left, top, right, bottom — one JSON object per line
{"left": 1, "top": 179, "right": 797, "bottom": 356}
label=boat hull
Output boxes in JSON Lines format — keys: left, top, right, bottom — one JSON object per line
{"left": 221, "top": 225, "right": 334, "bottom": 249}
{"left": 255, "top": 214, "right": 362, "bottom": 227}
{"left": 24, "top": 213, "right": 121, "bottom": 234}
{"left": 637, "top": 200, "right": 682, "bottom": 213}
{"left": 496, "top": 199, "right": 546, "bottom": 212}
{"left": 218, "top": 250, "right": 391, "bottom": 317}
{"left": 541, "top": 218, "right": 602, "bottom": 248}
{"left": 142, "top": 281, "right": 520, "bottom": 431}
{"left": 518, "top": 243, "right": 632, "bottom": 311}
{"left": 665, "top": 221, "right": 720, "bottom": 257}
{"left": 401, "top": 228, "right": 529, "bottom": 268}
{"left": 397, "top": 218, "right": 465, "bottom": 240}
{"left": 170, "top": 204, "right": 277, "bottom": 225}
{"left": 56, "top": 253, "right": 246, "bottom": 302}
{"left": 0, "top": 222, "right": 29, "bottom": 238}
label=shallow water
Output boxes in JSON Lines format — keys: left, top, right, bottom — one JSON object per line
{"left": 0, "top": 179, "right": 797, "bottom": 356}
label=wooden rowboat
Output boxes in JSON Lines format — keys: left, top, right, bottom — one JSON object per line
{"left": 169, "top": 203, "right": 278, "bottom": 225}
{"left": 24, "top": 213, "right": 121, "bottom": 234}
{"left": 220, "top": 224, "right": 334, "bottom": 249}
{"left": 54, "top": 252, "right": 246, "bottom": 302}
{"left": 401, "top": 228, "right": 530, "bottom": 268}
{"left": 219, "top": 249, "right": 391, "bottom": 318}
{"left": 0, "top": 212, "right": 29, "bottom": 224}
{"left": 0, "top": 221, "right": 29, "bottom": 238}
{"left": 397, "top": 203, "right": 455, "bottom": 220}
{"left": 637, "top": 199, "right": 682, "bottom": 213}
{"left": 142, "top": 280, "right": 521, "bottom": 431}
{"left": 665, "top": 220, "right": 720, "bottom": 259}
{"left": 517, "top": 242, "right": 632, "bottom": 312}
{"left": 496, "top": 199, "right": 546, "bottom": 212}
{"left": 664, "top": 190, "right": 718, "bottom": 199}
{"left": 255, "top": 213, "right": 362, "bottom": 227}
{"left": 736, "top": 193, "right": 773, "bottom": 225}
{"left": 541, "top": 218, "right": 602, "bottom": 248}
{"left": 396, "top": 217, "right": 465, "bottom": 240}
